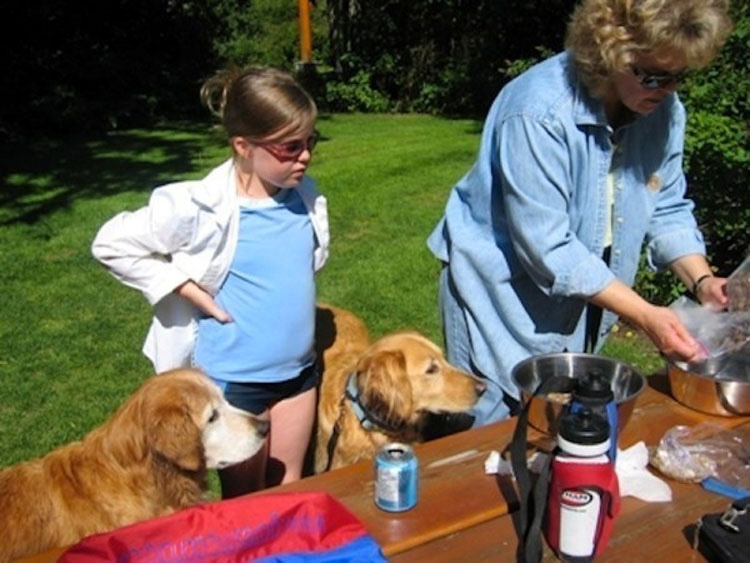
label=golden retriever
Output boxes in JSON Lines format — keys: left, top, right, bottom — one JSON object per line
{"left": 314, "top": 304, "right": 485, "bottom": 472}
{"left": 0, "top": 368, "right": 269, "bottom": 562}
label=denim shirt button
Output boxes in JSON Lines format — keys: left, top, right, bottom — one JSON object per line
{"left": 613, "top": 248, "right": 621, "bottom": 256}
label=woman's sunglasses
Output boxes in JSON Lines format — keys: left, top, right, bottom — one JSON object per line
{"left": 631, "top": 66, "right": 688, "bottom": 90}
{"left": 255, "top": 131, "right": 320, "bottom": 162}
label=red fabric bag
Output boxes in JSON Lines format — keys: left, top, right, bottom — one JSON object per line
{"left": 59, "top": 491, "right": 385, "bottom": 562}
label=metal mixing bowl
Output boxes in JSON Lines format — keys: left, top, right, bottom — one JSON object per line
{"left": 667, "top": 353, "right": 750, "bottom": 416}
{"left": 511, "top": 352, "right": 647, "bottom": 435}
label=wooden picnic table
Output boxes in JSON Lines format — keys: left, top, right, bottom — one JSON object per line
{"left": 387, "top": 373, "right": 749, "bottom": 562}
{"left": 21, "top": 373, "right": 748, "bottom": 562}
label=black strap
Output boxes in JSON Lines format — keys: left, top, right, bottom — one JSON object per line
{"left": 345, "top": 374, "right": 405, "bottom": 434}
{"left": 525, "top": 448, "right": 554, "bottom": 561}
{"left": 510, "top": 375, "right": 568, "bottom": 563}
{"left": 324, "top": 417, "right": 342, "bottom": 472}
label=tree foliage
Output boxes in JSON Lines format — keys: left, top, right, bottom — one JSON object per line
{"left": 2, "top": 1, "right": 747, "bottom": 297}
{"left": 682, "top": 1, "right": 750, "bottom": 269}
{"left": 322, "top": 0, "right": 577, "bottom": 114}
{"left": 0, "top": 2, "right": 220, "bottom": 135}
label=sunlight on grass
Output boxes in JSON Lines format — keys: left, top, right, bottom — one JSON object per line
{"left": 93, "top": 148, "right": 173, "bottom": 163}
{"left": 0, "top": 114, "right": 664, "bottom": 472}
{"left": 601, "top": 323, "right": 665, "bottom": 376}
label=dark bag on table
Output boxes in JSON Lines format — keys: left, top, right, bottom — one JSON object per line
{"left": 696, "top": 496, "right": 750, "bottom": 562}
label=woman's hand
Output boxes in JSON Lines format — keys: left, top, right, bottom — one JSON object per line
{"left": 695, "top": 275, "right": 728, "bottom": 310}
{"left": 174, "top": 280, "right": 232, "bottom": 323}
{"left": 637, "top": 304, "right": 705, "bottom": 363}
{"left": 669, "top": 255, "right": 728, "bottom": 309}
{"left": 590, "top": 278, "right": 704, "bottom": 363}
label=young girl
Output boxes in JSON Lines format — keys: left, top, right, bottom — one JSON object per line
{"left": 92, "top": 67, "right": 329, "bottom": 496}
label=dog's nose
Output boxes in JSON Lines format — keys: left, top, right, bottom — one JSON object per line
{"left": 255, "top": 419, "right": 270, "bottom": 437}
{"left": 475, "top": 379, "right": 487, "bottom": 396}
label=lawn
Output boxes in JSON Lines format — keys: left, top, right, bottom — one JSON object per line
{"left": 0, "top": 113, "right": 662, "bottom": 472}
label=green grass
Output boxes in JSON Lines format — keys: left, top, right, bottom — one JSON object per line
{"left": 0, "top": 113, "right": 659, "bottom": 474}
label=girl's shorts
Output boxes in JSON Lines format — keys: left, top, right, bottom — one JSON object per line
{"left": 213, "top": 363, "right": 319, "bottom": 415}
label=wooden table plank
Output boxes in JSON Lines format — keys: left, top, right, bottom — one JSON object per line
{"left": 389, "top": 462, "right": 740, "bottom": 563}
{"left": 254, "top": 415, "right": 518, "bottom": 555}
{"left": 247, "top": 376, "right": 741, "bottom": 557}
{"left": 390, "top": 376, "right": 748, "bottom": 562}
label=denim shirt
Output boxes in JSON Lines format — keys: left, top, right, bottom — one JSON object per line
{"left": 427, "top": 51, "right": 705, "bottom": 400}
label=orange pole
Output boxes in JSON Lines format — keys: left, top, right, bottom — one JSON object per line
{"left": 298, "top": 0, "right": 313, "bottom": 63}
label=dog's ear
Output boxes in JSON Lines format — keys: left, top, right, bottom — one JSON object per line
{"left": 147, "top": 404, "right": 204, "bottom": 472}
{"left": 98, "top": 390, "right": 150, "bottom": 465}
{"left": 357, "top": 349, "right": 414, "bottom": 428}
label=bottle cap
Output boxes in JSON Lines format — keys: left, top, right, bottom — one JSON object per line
{"left": 574, "top": 368, "right": 614, "bottom": 405}
{"left": 557, "top": 408, "right": 610, "bottom": 457}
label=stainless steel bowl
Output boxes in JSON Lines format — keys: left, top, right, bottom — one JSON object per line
{"left": 667, "top": 353, "right": 750, "bottom": 416}
{"left": 511, "top": 352, "right": 647, "bottom": 435}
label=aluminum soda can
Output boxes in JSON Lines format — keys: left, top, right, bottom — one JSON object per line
{"left": 374, "top": 442, "right": 418, "bottom": 512}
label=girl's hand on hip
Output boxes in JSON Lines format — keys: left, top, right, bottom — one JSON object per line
{"left": 639, "top": 305, "right": 703, "bottom": 363}
{"left": 174, "top": 280, "right": 233, "bottom": 323}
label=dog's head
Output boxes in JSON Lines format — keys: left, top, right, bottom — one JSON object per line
{"left": 108, "top": 369, "right": 268, "bottom": 472}
{"left": 353, "top": 332, "right": 485, "bottom": 431}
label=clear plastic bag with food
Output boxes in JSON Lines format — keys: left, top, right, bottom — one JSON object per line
{"left": 727, "top": 252, "right": 750, "bottom": 312}
{"left": 669, "top": 296, "right": 750, "bottom": 358}
{"left": 649, "top": 423, "right": 750, "bottom": 489}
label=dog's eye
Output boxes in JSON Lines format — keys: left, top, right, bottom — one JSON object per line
{"left": 208, "top": 409, "right": 220, "bottom": 423}
{"left": 426, "top": 361, "right": 440, "bottom": 375}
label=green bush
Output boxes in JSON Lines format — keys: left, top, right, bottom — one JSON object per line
{"left": 209, "top": 0, "right": 305, "bottom": 71}
{"left": 682, "top": 3, "right": 750, "bottom": 272}
{"left": 324, "top": 68, "right": 392, "bottom": 113}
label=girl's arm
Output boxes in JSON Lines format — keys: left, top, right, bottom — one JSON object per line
{"left": 174, "top": 280, "right": 232, "bottom": 323}
{"left": 92, "top": 185, "right": 232, "bottom": 322}
{"left": 91, "top": 187, "right": 194, "bottom": 306}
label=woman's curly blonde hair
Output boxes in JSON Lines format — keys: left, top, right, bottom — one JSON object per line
{"left": 566, "top": 0, "right": 733, "bottom": 97}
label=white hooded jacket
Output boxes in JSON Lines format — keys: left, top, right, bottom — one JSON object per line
{"left": 92, "top": 158, "right": 329, "bottom": 372}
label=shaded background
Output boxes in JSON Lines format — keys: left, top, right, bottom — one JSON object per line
{"left": 1, "top": 0, "right": 748, "bottom": 297}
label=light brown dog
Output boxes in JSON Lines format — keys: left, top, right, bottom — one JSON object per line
{"left": 0, "top": 369, "right": 269, "bottom": 562}
{"left": 314, "top": 304, "right": 485, "bottom": 472}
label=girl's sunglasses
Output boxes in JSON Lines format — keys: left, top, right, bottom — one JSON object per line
{"left": 631, "top": 66, "right": 688, "bottom": 90}
{"left": 255, "top": 131, "right": 320, "bottom": 162}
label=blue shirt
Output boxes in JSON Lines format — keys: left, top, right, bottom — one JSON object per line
{"left": 427, "top": 51, "right": 705, "bottom": 399}
{"left": 194, "top": 189, "right": 316, "bottom": 382}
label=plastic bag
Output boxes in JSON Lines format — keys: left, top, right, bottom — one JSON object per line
{"left": 670, "top": 296, "right": 750, "bottom": 358}
{"left": 727, "top": 253, "right": 750, "bottom": 312}
{"left": 649, "top": 423, "right": 750, "bottom": 488}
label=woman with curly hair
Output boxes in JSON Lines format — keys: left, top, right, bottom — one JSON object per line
{"left": 427, "top": 0, "right": 733, "bottom": 426}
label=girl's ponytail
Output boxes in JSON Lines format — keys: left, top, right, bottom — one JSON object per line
{"left": 200, "top": 65, "right": 242, "bottom": 120}
{"left": 199, "top": 66, "right": 316, "bottom": 143}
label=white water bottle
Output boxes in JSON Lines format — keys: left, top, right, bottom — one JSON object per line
{"left": 549, "top": 409, "right": 614, "bottom": 560}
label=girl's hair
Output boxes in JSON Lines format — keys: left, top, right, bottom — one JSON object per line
{"left": 200, "top": 66, "right": 317, "bottom": 141}
{"left": 566, "top": 0, "right": 733, "bottom": 97}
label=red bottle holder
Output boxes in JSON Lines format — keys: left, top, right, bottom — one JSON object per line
{"left": 544, "top": 457, "right": 620, "bottom": 559}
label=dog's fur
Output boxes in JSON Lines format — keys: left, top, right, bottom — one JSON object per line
{"left": 0, "top": 369, "right": 269, "bottom": 561}
{"left": 314, "top": 305, "right": 485, "bottom": 472}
